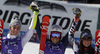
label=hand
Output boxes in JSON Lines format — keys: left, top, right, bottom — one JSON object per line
{"left": 72, "top": 8, "right": 82, "bottom": 22}
{"left": 74, "top": 15, "right": 81, "bottom": 22}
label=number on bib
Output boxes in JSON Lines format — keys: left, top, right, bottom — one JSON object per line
{"left": 8, "top": 50, "right": 12, "bottom": 54}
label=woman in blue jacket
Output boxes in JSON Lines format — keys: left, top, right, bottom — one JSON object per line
{"left": 44, "top": 15, "right": 81, "bottom": 54}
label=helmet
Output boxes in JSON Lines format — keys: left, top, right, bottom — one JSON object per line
{"left": 80, "top": 29, "right": 92, "bottom": 40}
{"left": 50, "top": 25, "right": 63, "bottom": 33}
{"left": 49, "top": 25, "right": 63, "bottom": 40}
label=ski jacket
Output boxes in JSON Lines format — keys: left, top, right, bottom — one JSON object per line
{"left": 76, "top": 50, "right": 88, "bottom": 54}
{"left": 2, "top": 36, "right": 23, "bottom": 54}
{"left": 1, "top": 14, "right": 37, "bottom": 54}
{"left": 76, "top": 49, "right": 88, "bottom": 54}
{"left": 76, "top": 48, "right": 95, "bottom": 54}
{"left": 44, "top": 33, "right": 69, "bottom": 54}
{"left": 44, "top": 41, "right": 65, "bottom": 54}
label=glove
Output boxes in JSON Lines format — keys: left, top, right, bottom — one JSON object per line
{"left": 33, "top": 9, "right": 39, "bottom": 15}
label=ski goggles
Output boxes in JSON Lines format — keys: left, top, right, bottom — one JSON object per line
{"left": 50, "top": 32, "right": 61, "bottom": 39}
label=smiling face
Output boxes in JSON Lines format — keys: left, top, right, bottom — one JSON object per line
{"left": 51, "top": 37, "right": 60, "bottom": 44}
{"left": 50, "top": 32, "right": 61, "bottom": 44}
{"left": 9, "top": 26, "right": 21, "bottom": 36}
{"left": 82, "top": 37, "right": 92, "bottom": 47}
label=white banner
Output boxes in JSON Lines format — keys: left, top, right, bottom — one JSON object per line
{"left": 0, "top": 0, "right": 99, "bottom": 40}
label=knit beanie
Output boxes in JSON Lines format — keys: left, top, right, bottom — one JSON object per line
{"left": 9, "top": 15, "right": 22, "bottom": 28}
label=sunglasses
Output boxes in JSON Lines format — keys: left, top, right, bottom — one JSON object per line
{"left": 50, "top": 32, "right": 61, "bottom": 39}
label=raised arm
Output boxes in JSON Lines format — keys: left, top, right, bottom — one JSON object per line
{"left": 21, "top": 2, "right": 39, "bottom": 48}
{"left": 68, "top": 8, "right": 82, "bottom": 53}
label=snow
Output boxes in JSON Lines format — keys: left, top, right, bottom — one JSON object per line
{"left": 22, "top": 42, "right": 74, "bottom": 54}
